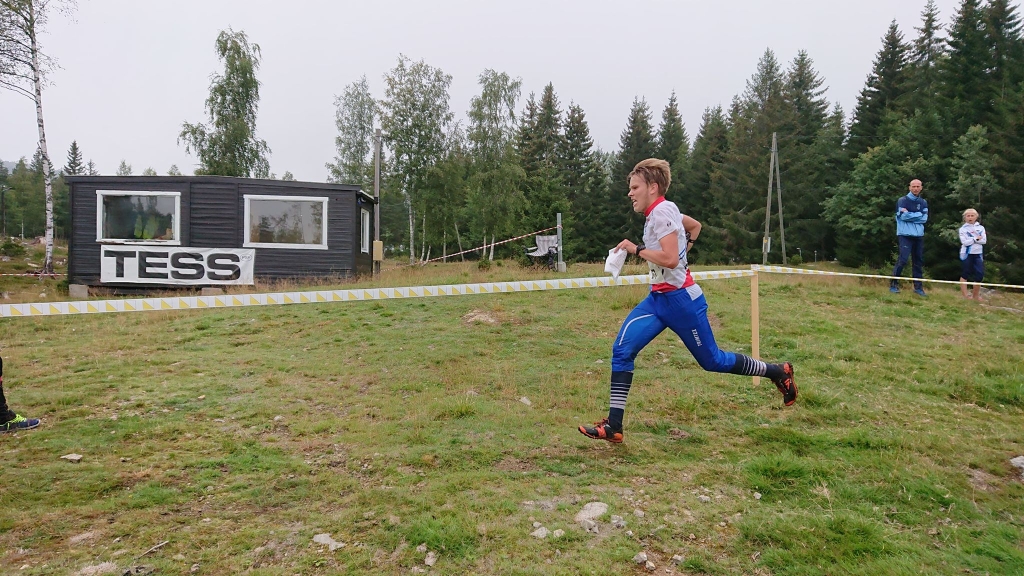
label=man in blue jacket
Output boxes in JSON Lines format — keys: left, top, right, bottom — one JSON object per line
{"left": 890, "top": 179, "right": 929, "bottom": 296}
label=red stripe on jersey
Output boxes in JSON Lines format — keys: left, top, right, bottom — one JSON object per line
{"left": 650, "top": 268, "right": 694, "bottom": 293}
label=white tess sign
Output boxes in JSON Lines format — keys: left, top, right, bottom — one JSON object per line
{"left": 100, "top": 246, "right": 255, "bottom": 285}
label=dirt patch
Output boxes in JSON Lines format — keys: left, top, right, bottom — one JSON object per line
{"left": 707, "top": 312, "right": 722, "bottom": 330}
{"left": 969, "top": 468, "right": 998, "bottom": 491}
{"left": 462, "top": 309, "right": 499, "bottom": 325}
{"left": 668, "top": 428, "right": 691, "bottom": 440}
{"left": 68, "top": 530, "right": 100, "bottom": 546}
{"left": 494, "top": 456, "right": 538, "bottom": 473}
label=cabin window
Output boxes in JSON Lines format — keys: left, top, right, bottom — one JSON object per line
{"left": 243, "top": 195, "right": 328, "bottom": 249}
{"left": 361, "top": 209, "right": 370, "bottom": 253}
{"left": 96, "top": 191, "right": 181, "bottom": 244}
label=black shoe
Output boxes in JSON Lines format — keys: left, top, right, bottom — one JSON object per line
{"left": 773, "top": 362, "right": 797, "bottom": 406}
{"left": 578, "top": 418, "right": 623, "bottom": 443}
{"left": 0, "top": 414, "right": 40, "bottom": 432}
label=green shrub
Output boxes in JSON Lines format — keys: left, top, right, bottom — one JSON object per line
{"left": 1, "top": 239, "right": 26, "bottom": 257}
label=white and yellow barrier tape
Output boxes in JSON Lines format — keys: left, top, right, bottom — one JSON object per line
{"left": 0, "top": 269, "right": 755, "bottom": 319}
{"left": 752, "top": 265, "right": 1024, "bottom": 291}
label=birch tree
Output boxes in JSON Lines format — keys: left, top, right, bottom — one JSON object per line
{"left": 326, "top": 75, "right": 376, "bottom": 188}
{"left": 379, "top": 55, "right": 454, "bottom": 264}
{"left": 0, "top": 0, "right": 76, "bottom": 273}
{"left": 466, "top": 69, "right": 524, "bottom": 259}
{"left": 179, "top": 29, "right": 271, "bottom": 178}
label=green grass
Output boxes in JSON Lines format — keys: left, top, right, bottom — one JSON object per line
{"left": 2, "top": 256, "right": 1024, "bottom": 575}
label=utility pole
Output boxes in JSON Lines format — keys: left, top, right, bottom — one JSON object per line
{"left": 761, "top": 132, "right": 788, "bottom": 265}
{"left": 373, "top": 128, "right": 381, "bottom": 276}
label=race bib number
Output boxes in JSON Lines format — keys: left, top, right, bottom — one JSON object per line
{"left": 648, "top": 262, "right": 666, "bottom": 284}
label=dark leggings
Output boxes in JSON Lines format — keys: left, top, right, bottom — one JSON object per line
{"left": 0, "top": 357, "right": 14, "bottom": 422}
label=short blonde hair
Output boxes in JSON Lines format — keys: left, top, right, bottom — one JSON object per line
{"left": 963, "top": 208, "right": 979, "bottom": 221}
{"left": 629, "top": 158, "right": 671, "bottom": 196}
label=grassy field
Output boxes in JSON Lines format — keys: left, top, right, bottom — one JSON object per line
{"left": 2, "top": 250, "right": 1024, "bottom": 575}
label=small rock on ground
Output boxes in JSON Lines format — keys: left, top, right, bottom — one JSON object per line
{"left": 312, "top": 533, "right": 345, "bottom": 551}
{"left": 62, "top": 453, "right": 84, "bottom": 463}
{"left": 698, "top": 495, "right": 711, "bottom": 503}
{"left": 632, "top": 552, "right": 648, "bottom": 564}
{"left": 1010, "top": 456, "right": 1024, "bottom": 479}
{"left": 552, "top": 529, "right": 565, "bottom": 538}
{"left": 425, "top": 551, "right": 438, "bottom": 566}
{"left": 530, "top": 527, "right": 550, "bottom": 539}
{"left": 574, "top": 502, "right": 608, "bottom": 523}
{"left": 672, "top": 554, "right": 685, "bottom": 565}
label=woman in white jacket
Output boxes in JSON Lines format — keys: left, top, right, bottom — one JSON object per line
{"left": 959, "top": 208, "right": 987, "bottom": 300}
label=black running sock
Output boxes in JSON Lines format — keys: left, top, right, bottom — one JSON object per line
{"left": 763, "top": 363, "right": 785, "bottom": 382}
{"left": 607, "top": 371, "right": 632, "bottom": 431}
{"left": 728, "top": 354, "right": 775, "bottom": 378}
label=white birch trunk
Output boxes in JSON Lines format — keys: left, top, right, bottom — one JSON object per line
{"left": 29, "top": 1, "right": 54, "bottom": 274}
{"left": 453, "top": 221, "right": 465, "bottom": 261}
{"left": 442, "top": 229, "right": 447, "bottom": 262}
{"left": 406, "top": 193, "right": 415, "bottom": 265}
{"left": 489, "top": 234, "right": 495, "bottom": 261}
{"left": 420, "top": 213, "right": 426, "bottom": 262}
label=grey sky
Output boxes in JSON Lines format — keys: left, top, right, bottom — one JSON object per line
{"left": 1, "top": 0, "right": 961, "bottom": 181}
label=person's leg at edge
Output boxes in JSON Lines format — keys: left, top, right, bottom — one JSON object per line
{"left": 0, "top": 356, "right": 40, "bottom": 432}
{"left": 579, "top": 295, "right": 665, "bottom": 442}
{"left": 663, "top": 288, "right": 796, "bottom": 406}
{"left": 973, "top": 255, "right": 984, "bottom": 300}
{"left": 911, "top": 236, "right": 925, "bottom": 293}
{"left": 892, "top": 236, "right": 911, "bottom": 291}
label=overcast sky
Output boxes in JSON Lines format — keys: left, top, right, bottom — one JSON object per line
{"left": 1, "top": 0, "right": 962, "bottom": 181}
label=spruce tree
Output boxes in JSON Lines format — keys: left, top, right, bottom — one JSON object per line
{"left": 906, "top": 0, "right": 946, "bottom": 114}
{"left": 782, "top": 51, "right": 836, "bottom": 260}
{"left": 984, "top": 0, "right": 1024, "bottom": 102}
{"left": 681, "top": 106, "right": 729, "bottom": 262}
{"left": 942, "top": 0, "right": 991, "bottom": 136}
{"left": 63, "top": 141, "right": 84, "bottom": 176}
{"left": 116, "top": 161, "right": 132, "bottom": 176}
{"left": 610, "top": 97, "right": 657, "bottom": 241}
{"left": 520, "top": 83, "right": 568, "bottom": 236}
{"left": 656, "top": 91, "right": 690, "bottom": 185}
{"left": 714, "top": 49, "right": 789, "bottom": 263}
{"left": 559, "top": 103, "right": 603, "bottom": 260}
{"left": 847, "top": 21, "right": 912, "bottom": 158}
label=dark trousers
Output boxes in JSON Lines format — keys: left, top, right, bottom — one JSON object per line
{"left": 0, "top": 357, "right": 13, "bottom": 422}
{"left": 892, "top": 235, "right": 924, "bottom": 290}
{"left": 0, "top": 384, "right": 14, "bottom": 422}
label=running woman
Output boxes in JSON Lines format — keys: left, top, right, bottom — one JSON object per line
{"left": 579, "top": 158, "right": 795, "bottom": 443}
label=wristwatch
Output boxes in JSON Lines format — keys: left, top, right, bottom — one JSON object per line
{"left": 634, "top": 242, "right": 645, "bottom": 256}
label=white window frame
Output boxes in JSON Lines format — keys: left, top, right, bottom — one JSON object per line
{"left": 96, "top": 190, "right": 181, "bottom": 245}
{"left": 243, "top": 194, "right": 329, "bottom": 250}
{"left": 360, "top": 209, "right": 370, "bottom": 254}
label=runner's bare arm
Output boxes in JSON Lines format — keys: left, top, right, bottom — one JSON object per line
{"left": 682, "top": 215, "right": 701, "bottom": 250}
{"left": 617, "top": 232, "right": 680, "bottom": 269}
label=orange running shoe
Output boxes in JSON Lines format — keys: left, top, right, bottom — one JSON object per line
{"left": 578, "top": 418, "right": 623, "bottom": 443}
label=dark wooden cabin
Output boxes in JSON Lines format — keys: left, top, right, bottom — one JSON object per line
{"left": 66, "top": 176, "right": 375, "bottom": 289}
